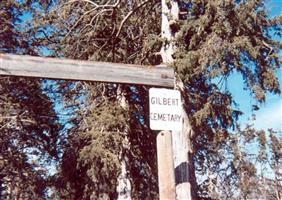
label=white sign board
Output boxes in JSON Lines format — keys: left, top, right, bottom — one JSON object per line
{"left": 149, "top": 88, "right": 182, "bottom": 131}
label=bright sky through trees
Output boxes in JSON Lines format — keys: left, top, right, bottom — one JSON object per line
{"left": 231, "top": 0, "right": 282, "bottom": 132}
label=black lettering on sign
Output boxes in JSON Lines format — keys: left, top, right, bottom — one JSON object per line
{"left": 151, "top": 97, "right": 156, "bottom": 104}
{"left": 150, "top": 113, "right": 181, "bottom": 122}
{"left": 150, "top": 97, "right": 179, "bottom": 106}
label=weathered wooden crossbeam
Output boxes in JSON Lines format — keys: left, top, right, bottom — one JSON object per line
{"left": 0, "top": 54, "right": 174, "bottom": 87}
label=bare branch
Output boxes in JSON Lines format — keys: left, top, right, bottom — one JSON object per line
{"left": 63, "top": 0, "right": 121, "bottom": 39}
{"left": 115, "top": 0, "right": 150, "bottom": 39}
{"left": 0, "top": 116, "right": 37, "bottom": 125}
{"left": 64, "top": 0, "right": 120, "bottom": 9}
{"left": 64, "top": 8, "right": 97, "bottom": 39}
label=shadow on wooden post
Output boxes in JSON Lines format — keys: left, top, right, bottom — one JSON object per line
{"left": 157, "top": 131, "right": 176, "bottom": 200}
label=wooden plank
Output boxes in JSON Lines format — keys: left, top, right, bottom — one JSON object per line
{"left": 0, "top": 54, "right": 174, "bottom": 87}
{"left": 157, "top": 131, "right": 176, "bottom": 200}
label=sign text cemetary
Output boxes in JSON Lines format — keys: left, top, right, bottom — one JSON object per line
{"left": 149, "top": 88, "right": 182, "bottom": 131}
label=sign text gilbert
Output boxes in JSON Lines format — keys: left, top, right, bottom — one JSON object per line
{"left": 149, "top": 88, "right": 182, "bottom": 131}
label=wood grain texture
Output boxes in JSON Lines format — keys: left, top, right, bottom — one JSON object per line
{"left": 0, "top": 54, "right": 174, "bottom": 87}
{"left": 157, "top": 131, "right": 176, "bottom": 200}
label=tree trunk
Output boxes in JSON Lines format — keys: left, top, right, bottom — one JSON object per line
{"left": 116, "top": 85, "right": 132, "bottom": 200}
{"left": 160, "top": 0, "right": 195, "bottom": 199}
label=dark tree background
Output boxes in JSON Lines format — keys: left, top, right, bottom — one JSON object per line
{"left": 0, "top": 1, "right": 61, "bottom": 199}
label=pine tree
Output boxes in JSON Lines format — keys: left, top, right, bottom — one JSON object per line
{"left": 39, "top": 0, "right": 281, "bottom": 199}
{"left": 0, "top": 1, "right": 61, "bottom": 199}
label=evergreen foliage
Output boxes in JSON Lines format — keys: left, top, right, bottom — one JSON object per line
{"left": 39, "top": 0, "right": 281, "bottom": 199}
{"left": 0, "top": 0, "right": 281, "bottom": 199}
{"left": 0, "top": 1, "right": 61, "bottom": 199}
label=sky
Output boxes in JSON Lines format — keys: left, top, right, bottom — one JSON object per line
{"left": 232, "top": 0, "right": 282, "bottom": 133}
{"left": 228, "top": 70, "right": 282, "bottom": 132}
{"left": 256, "top": 0, "right": 281, "bottom": 132}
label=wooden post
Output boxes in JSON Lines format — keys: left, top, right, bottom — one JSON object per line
{"left": 157, "top": 131, "right": 176, "bottom": 200}
{"left": 159, "top": 0, "right": 193, "bottom": 197}
{"left": 172, "top": 113, "right": 192, "bottom": 200}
